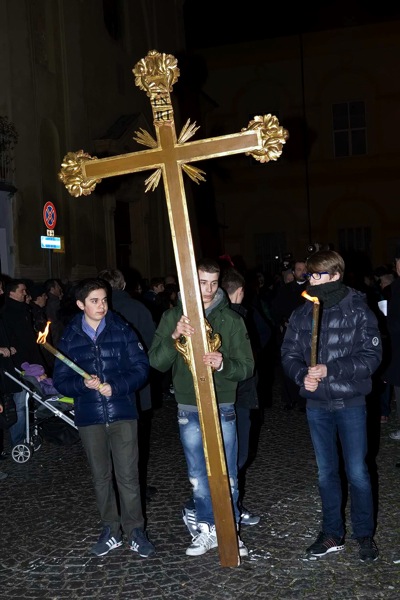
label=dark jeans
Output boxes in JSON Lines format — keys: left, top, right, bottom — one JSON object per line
{"left": 9, "top": 390, "right": 27, "bottom": 446}
{"left": 307, "top": 405, "right": 374, "bottom": 540}
{"left": 79, "top": 420, "right": 143, "bottom": 536}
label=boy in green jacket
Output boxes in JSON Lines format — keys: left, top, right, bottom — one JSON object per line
{"left": 149, "top": 258, "right": 254, "bottom": 557}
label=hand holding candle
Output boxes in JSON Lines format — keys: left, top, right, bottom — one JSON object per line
{"left": 37, "top": 322, "right": 105, "bottom": 391}
{"left": 301, "top": 291, "right": 320, "bottom": 367}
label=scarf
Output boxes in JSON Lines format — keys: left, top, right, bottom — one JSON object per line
{"left": 307, "top": 280, "right": 349, "bottom": 308}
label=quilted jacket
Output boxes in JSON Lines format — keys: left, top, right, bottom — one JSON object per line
{"left": 53, "top": 311, "right": 149, "bottom": 426}
{"left": 148, "top": 291, "right": 254, "bottom": 407}
{"left": 281, "top": 288, "right": 382, "bottom": 408}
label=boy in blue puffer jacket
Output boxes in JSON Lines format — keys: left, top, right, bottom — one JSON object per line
{"left": 53, "top": 278, "right": 155, "bottom": 558}
{"left": 281, "top": 250, "right": 382, "bottom": 562}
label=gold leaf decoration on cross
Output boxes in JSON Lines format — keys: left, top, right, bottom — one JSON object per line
{"left": 133, "top": 128, "right": 158, "bottom": 148}
{"left": 242, "top": 114, "right": 289, "bottom": 163}
{"left": 58, "top": 150, "right": 101, "bottom": 197}
{"left": 175, "top": 319, "right": 221, "bottom": 375}
{"left": 133, "top": 49, "right": 179, "bottom": 96}
{"left": 144, "top": 168, "right": 162, "bottom": 193}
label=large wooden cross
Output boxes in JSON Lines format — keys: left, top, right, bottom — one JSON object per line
{"left": 59, "top": 50, "right": 288, "bottom": 567}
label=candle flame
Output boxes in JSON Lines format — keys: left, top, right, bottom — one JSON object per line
{"left": 301, "top": 290, "right": 320, "bottom": 304}
{"left": 37, "top": 321, "right": 51, "bottom": 344}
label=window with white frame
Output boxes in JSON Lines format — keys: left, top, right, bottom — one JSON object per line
{"left": 332, "top": 102, "right": 366, "bottom": 157}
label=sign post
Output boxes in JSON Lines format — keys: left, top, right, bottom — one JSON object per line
{"left": 42, "top": 202, "right": 57, "bottom": 277}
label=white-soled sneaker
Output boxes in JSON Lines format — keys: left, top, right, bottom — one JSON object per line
{"left": 186, "top": 523, "right": 217, "bottom": 556}
{"left": 90, "top": 526, "right": 122, "bottom": 556}
{"left": 389, "top": 430, "right": 400, "bottom": 441}
{"left": 238, "top": 536, "right": 248, "bottom": 557}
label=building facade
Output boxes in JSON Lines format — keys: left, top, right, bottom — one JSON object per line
{"left": 1, "top": 2, "right": 399, "bottom": 281}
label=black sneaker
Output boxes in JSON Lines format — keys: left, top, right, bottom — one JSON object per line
{"left": 90, "top": 526, "right": 122, "bottom": 556}
{"left": 357, "top": 536, "right": 379, "bottom": 562}
{"left": 129, "top": 528, "right": 155, "bottom": 558}
{"left": 306, "top": 531, "right": 345, "bottom": 556}
{"left": 240, "top": 506, "right": 261, "bottom": 526}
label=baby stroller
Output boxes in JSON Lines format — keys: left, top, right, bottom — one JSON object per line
{"left": 3, "top": 368, "right": 77, "bottom": 463}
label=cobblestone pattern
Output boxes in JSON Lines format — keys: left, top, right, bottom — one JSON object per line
{"left": 1, "top": 381, "right": 400, "bottom": 599}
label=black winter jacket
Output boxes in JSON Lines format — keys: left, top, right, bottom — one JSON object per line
{"left": 110, "top": 289, "right": 156, "bottom": 411}
{"left": 383, "top": 278, "right": 400, "bottom": 386}
{"left": 53, "top": 311, "right": 149, "bottom": 426}
{"left": 281, "top": 288, "right": 382, "bottom": 408}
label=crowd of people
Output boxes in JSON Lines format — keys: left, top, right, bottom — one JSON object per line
{"left": 1, "top": 246, "right": 400, "bottom": 562}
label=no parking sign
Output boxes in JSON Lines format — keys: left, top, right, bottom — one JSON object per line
{"left": 43, "top": 202, "right": 57, "bottom": 230}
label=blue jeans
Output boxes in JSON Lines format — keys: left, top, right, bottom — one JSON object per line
{"left": 78, "top": 420, "right": 143, "bottom": 536}
{"left": 178, "top": 405, "right": 239, "bottom": 525}
{"left": 9, "top": 391, "right": 28, "bottom": 446}
{"left": 307, "top": 405, "right": 374, "bottom": 539}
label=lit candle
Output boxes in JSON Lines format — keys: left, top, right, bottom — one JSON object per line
{"left": 301, "top": 291, "right": 320, "bottom": 367}
{"left": 37, "top": 321, "right": 91, "bottom": 379}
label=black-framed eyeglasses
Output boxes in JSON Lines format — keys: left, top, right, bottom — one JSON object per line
{"left": 306, "top": 272, "right": 330, "bottom": 280}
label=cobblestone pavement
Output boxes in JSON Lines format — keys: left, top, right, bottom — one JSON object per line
{"left": 1, "top": 376, "right": 400, "bottom": 600}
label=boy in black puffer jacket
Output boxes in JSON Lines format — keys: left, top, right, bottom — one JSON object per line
{"left": 281, "top": 250, "right": 382, "bottom": 562}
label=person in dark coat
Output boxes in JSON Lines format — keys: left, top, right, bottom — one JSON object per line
{"left": 281, "top": 250, "right": 382, "bottom": 562}
{"left": 98, "top": 269, "right": 158, "bottom": 507}
{"left": 271, "top": 259, "right": 308, "bottom": 410}
{"left": 385, "top": 253, "right": 400, "bottom": 439}
{"left": 29, "top": 283, "right": 48, "bottom": 333}
{"left": 1, "top": 279, "right": 49, "bottom": 447}
{"left": 221, "top": 267, "right": 271, "bottom": 525}
{"left": 0, "top": 324, "right": 19, "bottom": 475}
{"left": 53, "top": 277, "right": 155, "bottom": 559}
{"left": 44, "top": 278, "right": 64, "bottom": 351}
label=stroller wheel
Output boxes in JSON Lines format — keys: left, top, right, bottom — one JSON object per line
{"left": 32, "top": 434, "right": 43, "bottom": 452}
{"left": 12, "top": 443, "right": 32, "bottom": 463}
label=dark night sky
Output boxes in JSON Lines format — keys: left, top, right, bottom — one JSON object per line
{"left": 183, "top": 1, "right": 400, "bottom": 48}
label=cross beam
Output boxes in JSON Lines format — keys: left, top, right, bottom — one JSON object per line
{"left": 59, "top": 50, "right": 288, "bottom": 567}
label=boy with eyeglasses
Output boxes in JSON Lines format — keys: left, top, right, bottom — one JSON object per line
{"left": 281, "top": 250, "right": 382, "bottom": 562}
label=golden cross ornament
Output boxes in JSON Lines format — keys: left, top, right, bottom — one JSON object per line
{"left": 59, "top": 50, "right": 288, "bottom": 567}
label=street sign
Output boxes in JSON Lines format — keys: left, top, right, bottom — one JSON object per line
{"left": 53, "top": 235, "right": 65, "bottom": 254}
{"left": 40, "top": 236, "right": 61, "bottom": 250}
{"left": 47, "top": 229, "right": 54, "bottom": 237}
{"left": 43, "top": 202, "right": 57, "bottom": 229}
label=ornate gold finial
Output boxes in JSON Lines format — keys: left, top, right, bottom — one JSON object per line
{"left": 132, "top": 50, "right": 180, "bottom": 97}
{"left": 205, "top": 320, "right": 221, "bottom": 355}
{"left": 175, "top": 319, "right": 221, "bottom": 375}
{"left": 242, "top": 114, "right": 289, "bottom": 163}
{"left": 58, "top": 150, "right": 102, "bottom": 197}
{"left": 175, "top": 335, "right": 193, "bottom": 375}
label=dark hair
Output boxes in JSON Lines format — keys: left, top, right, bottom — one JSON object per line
{"left": 221, "top": 268, "right": 245, "bottom": 296}
{"left": 44, "top": 278, "right": 63, "bottom": 294}
{"left": 150, "top": 276, "right": 165, "bottom": 288}
{"left": 98, "top": 269, "right": 125, "bottom": 290}
{"left": 75, "top": 278, "right": 108, "bottom": 303}
{"left": 5, "top": 278, "right": 26, "bottom": 295}
{"left": 196, "top": 258, "right": 220, "bottom": 274}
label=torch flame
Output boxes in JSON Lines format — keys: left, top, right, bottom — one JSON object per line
{"left": 37, "top": 321, "right": 51, "bottom": 344}
{"left": 301, "top": 290, "right": 320, "bottom": 304}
